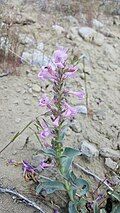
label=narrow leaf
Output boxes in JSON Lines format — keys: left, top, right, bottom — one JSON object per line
{"left": 60, "top": 156, "right": 73, "bottom": 177}
{"left": 112, "top": 204, "right": 120, "bottom": 213}
{"left": 41, "top": 148, "right": 56, "bottom": 156}
{"left": 62, "top": 147, "right": 80, "bottom": 158}
{"left": 93, "top": 201, "right": 100, "bottom": 213}
{"left": 36, "top": 179, "right": 65, "bottom": 195}
{"left": 108, "top": 191, "right": 120, "bottom": 202}
{"left": 68, "top": 201, "right": 78, "bottom": 213}
{"left": 74, "top": 178, "right": 89, "bottom": 196}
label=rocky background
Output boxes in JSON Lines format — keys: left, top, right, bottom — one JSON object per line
{"left": 0, "top": 0, "right": 120, "bottom": 212}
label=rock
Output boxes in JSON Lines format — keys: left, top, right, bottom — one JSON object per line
{"left": 95, "top": 109, "right": 106, "bottom": 120}
{"left": 32, "top": 84, "right": 41, "bottom": 93}
{"left": 93, "top": 33, "right": 104, "bottom": 46}
{"left": 78, "top": 27, "right": 104, "bottom": 46}
{"left": 78, "top": 27, "right": 95, "bottom": 41}
{"left": 100, "top": 148, "right": 120, "bottom": 161}
{"left": 24, "top": 100, "right": 31, "bottom": 105}
{"left": 13, "top": 100, "right": 19, "bottom": 105}
{"left": 67, "top": 27, "right": 82, "bottom": 41}
{"left": 112, "top": 176, "right": 120, "bottom": 185}
{"left": 92, "top": 19, "right": 104, "bottom": 30}
{"left": 52, "top": 25, "right": 65, "bottom": 35}
{"left": 66, "top": 15, "right": 79, "bottom": 25}
{"left": 77, "top": 105, "right": 87, "bottom": 114}
{"left": 80, "top": 140, "right": 99, "bottom": 158}
{"left": 112, "top": 8, "right": 120, "bottom": 16}
{"left": 37, "top": 42, "right": 44, "bottom": 51}
{"left": 15, "top": 118, "right": 21, "bottom": 123}
{"left": 19, "top": 34, "right": 35, "bottom": 46}
{"left": 28, "top": 88, "right": 33, "bottom": 94}
{"left": 113, "top": 16, "right": 120, "bottom": 26}
{"left": 105, "top": 158, "right": 118, "bottom": 171}
{"left": 103, "top": 44, "right": 117, "bottom": 62}
{"left": 69, "top": 120, "right": 82, "bottom": 133}
{"left": 21, "top": 49, "right": 49, "bottom": 66}
{"left": 0, "top": 37, "right": 11, "bottom": 52}
{"left": 15, "top": 88, "right": 21, "bottom": 93}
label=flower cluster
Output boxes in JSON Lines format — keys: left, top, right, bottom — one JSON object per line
{"left": 38, "top": 47, "right": 85, "bottom": 145}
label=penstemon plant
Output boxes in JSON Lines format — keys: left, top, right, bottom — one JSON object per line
{"left": 36, "top": 47, "right": 89, "bottom": 213}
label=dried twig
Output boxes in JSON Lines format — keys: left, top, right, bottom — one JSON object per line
{"left": 82, "top": 56, "right": 89, "bottom": 111}
{"left": 73, "top": 163, "right": 113, "bottom": 191}
{"left": 0, "top": 186, "right": 45, "bottom": 213}
{"left": 0, "top": 72, "right": 9, "bottom": 78}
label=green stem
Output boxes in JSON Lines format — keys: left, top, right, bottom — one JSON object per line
{"left": 52, "top": 69, "right": 74, "bottom": 202}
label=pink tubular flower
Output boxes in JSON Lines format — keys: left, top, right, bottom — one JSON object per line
{"left": 22, "top": 160, "right": 36, "bottom": 175}
{"left": 53, "top": 47, "right": 68, "bottom": 68}
{"left": 36, "top": 160, "right": 54, "bottom": 171}
{"left": 63, "top": 102, "right": 77, "bottom": 118}
{"left": 39, "top": 96, "right": 50, "bottom": 107}
{"left": 44, "top": 141, "right": 52, "bottom": 148}
{"left": 53, "top": 116, "right": 60, "bottom": 127}
{"left": 38, "top": 65, "right": 56, "bottom": 81}
{"left": 40, "top": 127, "right": 51, "bottom": 139}
{"left": 63, "top": 65, "right": 78, "bottom": 78}
{"left": 69, "top": 90, "right": 85, "bottom": 100}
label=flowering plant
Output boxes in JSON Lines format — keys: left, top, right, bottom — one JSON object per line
{"left": 35, "top": 47, "right": 89, "bottom": 212}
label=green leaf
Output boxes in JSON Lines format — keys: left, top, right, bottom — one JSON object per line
{"left": 62, "top": 147, "right": 80, "bottom": 158}
{"left": 100, "top": 209, "right": 106, "bottom": 213}
{"left": 36, "top": 179, "right": 65, "bottom": 195}
{"left": 108, "top": 191, "right": 120, "bottom": 202}
{"left": 60, "top": 156, "right": 73, "bottom": 178}
{"left": 58, "top": 126, "right": 68, "bottom": 141}
{"left": 74, "top": 178, "right": 89, "bottom": 196}
{"left": 93, "top": 201, "right": 100, "bottom": 213}
{"left": 80, "top": 209, "right": 87, "bottom": 213}
{"left": 69, "top": 171, "right": 77, "bottom": 183}
{"left": 75, "top": 198, "right": 87, "bottom": 208}
{"left": 68, "top": 187, "right": 77, "bottom": 201}
{"left": 68, "top": 201, "right": 78, "bottom": 213}
{"left": 112, "top": 204, "right": 120, "bottom": 213}
{"left": 41, "top": 148, "right": 56, "bottom": 156}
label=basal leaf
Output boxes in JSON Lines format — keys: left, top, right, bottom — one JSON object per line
{"left": 36, "top": 179, "right": 65, "bottom": 195}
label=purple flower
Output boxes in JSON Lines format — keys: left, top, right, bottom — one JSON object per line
{"left": 44, "top": 141, "right": 52, "bottom": 148}
{"left": 8, "top": 159, "right": 16, "bottom": 165}
{"left": 63, "top": 65, "right": 78, "bottom": 78}
{"left": 53, "top": 210, "right": 59, "bottom": 213}
{"left": 36, "top": 160, "right": 54, "bottom": 171}
{"left": 63, "top": 102, "right": 77, "bottom": 118}
{"left": 40, "top": 127, "right": 51, "bottom": 139}
{"left": 53, "top": 48, "right": 68, "bottom": 68}
{"left": 39, "top": 96, "right": 50, "bottom": 107}
{"left": 38, "top": 66, "right": 56, "bottom": 81}
{"left": 53, "top": 116, "right": 60, "bottom": 127}
{"left": 22, "top": 160, "right": 36, "bottom": 175}
{"left": 96, "top": 193, "right": 104, "bottom": 202}
{"left": 69, "top": 90, "right": 85, "bottom": 100}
